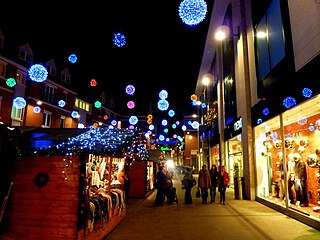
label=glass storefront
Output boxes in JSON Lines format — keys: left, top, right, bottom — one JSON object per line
{"left": 254, "top": 95, "right": 320, "bottom": 222}
{"left": 226, "top": 135, "right": 243, "bottom": 192}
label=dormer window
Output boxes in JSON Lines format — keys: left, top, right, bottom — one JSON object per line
{"left": 100, "top": 91, "right": 106, "bottom": 104}
{"left": 19, "top": 43, "right": 33, "bottom": 64}
{"left": 46, "top": 59, "right": 57, "bottom": 77}
{"left": 61, "top": 68, "right": 70, "bottom": 84}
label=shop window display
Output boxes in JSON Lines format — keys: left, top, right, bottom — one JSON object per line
{"left": 83, "top": 154, "right": 126, "bottom": 234}
{"left": 255, "top": 96, "right": 320, "bottom": 221}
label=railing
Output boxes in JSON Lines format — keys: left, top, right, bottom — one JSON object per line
{"left": 0, "top": 182, "right": 13, "bottom": 223}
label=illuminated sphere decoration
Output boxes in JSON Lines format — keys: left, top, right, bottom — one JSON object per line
{"left": 33, "top": 106, "right": 41, "bottom": 114}
{"left": 113, "top": 32, "right": 126, "bottom": 47}
{"left": 283, "top": 97, "right": 297, "bottom": 109}
{"left": 161, "top": 119, "right": 168, "bottom": 126}
{"left": 94, "top": 101, "right": 102, "bottom": 108}
{"left": 125, "top": 85, "right": 135, "bottom": 95}
{"left": 168, "top": 110, "right": 175, "bottom": 117}
{"left": 302, "top": 88, "right": 312, "bottom": 98}
{"left": 157, "top": 99, "right": 169, "bottom": 111}
{"left": 178, "top": 0, "right": 207, "bottom": 27}
{"left": 90, "top": 79, "right": 97, "bottom": 87}
{"left": 13, "top": 97, "right": 26, "bottom": 109}
{"left": 58, "top": 100, "right": 66, "bottom": 108}
{"left": 68, "top": 54, "right": 77, "bottom": 63}
{"left": 111, "top": 120, "right": 117, "bottom": 126}
{"left": 127, "top": 101, "right": 135, "bottom": 109}
{"left": 71, "top": 111, "right": 79, "bottom": 119}
{"left": 103, "top": 115, "right": 108, "bottom": 120}
{"left": 129, "top": 116, "right": 138, "bottom": 125}
{"left": 6, "top": 78, "right": 16, "bottom": 87}
{"left": 28, "top": 64, "right": 48, "bottom": 82}
{"left": 191, "top": 121, "right": 200, "bottom": 129}
{"left": 159, "top": 90, "right": 168, "bottom": 99}
{"left": 190, "top": 94, "right": 197, "bottom": 101}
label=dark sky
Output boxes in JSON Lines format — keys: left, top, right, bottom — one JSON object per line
{"left": 1, "top": 1, "right": 212, "bottom": 120}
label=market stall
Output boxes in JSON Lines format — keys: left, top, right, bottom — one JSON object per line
{"left": 1, "top": 127, "right": 148, "bottom": 240}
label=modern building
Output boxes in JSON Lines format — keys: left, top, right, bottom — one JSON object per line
{"left": 196, "top": 0, "right": 320, "bottom": 230}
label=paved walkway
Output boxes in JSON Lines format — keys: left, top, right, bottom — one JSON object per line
{"left": 104, "top": 175, "right": 320, "bottom": 240}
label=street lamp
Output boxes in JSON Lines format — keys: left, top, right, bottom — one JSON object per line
{"left": 214, "top": 25, "right": 240, "bottom": 169}
{"left": 200, "top": 73, "right": 215, "bottom": 167}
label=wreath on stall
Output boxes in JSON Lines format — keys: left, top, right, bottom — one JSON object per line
{"left": 34, "top": 172, "right": 50, "bottom": 188}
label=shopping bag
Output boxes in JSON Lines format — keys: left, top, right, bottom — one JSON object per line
{"left": 195, "top": 190, "right": 201, "bottom": 198}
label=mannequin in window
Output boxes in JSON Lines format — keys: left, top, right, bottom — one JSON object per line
{"left": 287, "top": 153, "right": 296, "bottom": 204}
{"left": 293, "top": 153, "right": 308, "bottom": 207}
{"left": 276, "top": 152, "right": 285, "bottom": 200}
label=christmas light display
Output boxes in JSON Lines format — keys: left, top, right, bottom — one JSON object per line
{"left": 13, "top": 97, "right": 26, "bottom": 109}
{"left": 90, "top": 79, "right": 97, "bottom": 87}
{"left": 68, "top": 54, "right": 77, "bottom": 63}
{"left": 113, "top": 32, "right": 126, "bottom": 47}
{"left": 168, "top": 110, "right": 175, "bottom": 117}
{"left": 178, "top": 0, "right": 207, "bottom": 27}
{"left": 157, "top": 99, "right": 169, "bottom": 111}
{"left": 6, "top": 78, "right": 16, "bottom": 87}
{"left": 127, "top": 101, "right": 135, "bottom": 109}
{"left": 302, "top": 88, "right": 312, "bottom": 98}
{"left": 58, "top": 100, "right": 66, "bottom": 108}
{"left": 129, "top": 116, "right": 138, "bottom": 125}
{"left": 71, "top": 111, "right": 79, "bottom": 118}
{"left": 33, "top": 106, "right": 41, "bottom": 113}
{"left": 94, "top": 101, "right": 102, "bottom": 108}
{"left": 283, "top": 97, "right": 297, "bottom": 109}
{"left": 28, "top": 64, "right": 48, "bottom": 82}
{"left": 159, "top": 90, "right": 168, "bottom": 99}
{"left": 125, "top": 85, "right": 135, "bottom": 95}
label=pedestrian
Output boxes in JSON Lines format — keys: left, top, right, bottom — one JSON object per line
{"left": 154, "top": 165, "right": 167, "bottom": 206}
{"left": 209, "top": 164, "right": 218, "bottom": 203}
{"left": 218, "top": 166, "right": 230, "bottom": 205}
{"left": 182, "top": 167, "right": 196, "bottom": 204}
{"left": 198, "top": 164, "right": 211, "bottom": 204}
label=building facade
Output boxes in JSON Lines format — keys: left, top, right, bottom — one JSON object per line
{"left": 196, "top": 0, "right": 320, "bottom": 229}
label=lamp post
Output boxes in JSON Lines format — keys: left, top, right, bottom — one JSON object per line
{"left": 214, "top": 25, "right": 240, "bottom": 169}
{"left": 201, "top": 73, "right": 214, "bottom": 167}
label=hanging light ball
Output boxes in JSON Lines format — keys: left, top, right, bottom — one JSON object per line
{"left": 90, "top": 79, "right": 97, "bottom": 86}
{"left": 178, "top": 0, "right": 208, "bottom": 27}
{"left": 28, "top": 64, "right": 48, "bottom": 82}
{"left": 125, "top": 85, "right": 135, "bottom": 95}
{"left": 13, "top": 97, "right": 26, "bottom": 109}
{"left": 68, "top": 54, "right": 77, "bottom": 63}
{"left": 6, "top": 78, "right": 16, "bottom": 87}
{"left": 127, "top": 101, "right": 135, "bottom": 109}
{"left": 190, "top": 94, "right": 197, "bottom": 101}
{"left": 113, "top": 32, "right": 126, "bottom": 47}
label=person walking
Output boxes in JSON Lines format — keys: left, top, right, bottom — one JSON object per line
{"left": 209, "top": 164, "right": 218, "bottom": 203}
{"left": 218, "top": 166, "right": 230, "bottom": 205}
{"left": 154, "top": 166, "right": 167, "bottom": 206}
{"left": 198, "top": 164, "right": 211, "bottom": 204}
{"left": 182, "top": 167, "right": 195, "bottom": 204}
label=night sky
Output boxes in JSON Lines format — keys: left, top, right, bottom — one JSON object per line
{"left": 0, "top": 1, "right": 213, "bottom": 121}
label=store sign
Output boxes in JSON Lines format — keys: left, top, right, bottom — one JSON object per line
{"left": 234, "top": 118, "right": 242, "bottom": 132}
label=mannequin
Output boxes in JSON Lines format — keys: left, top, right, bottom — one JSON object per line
{"left": 276, "top": 152, "right": 285, "bottom": 200}
{"left": 287, "top": 153, "right": 296, "bottom": 204}
{"left": 293, "top": 153, "right": 308, "bottom": 207}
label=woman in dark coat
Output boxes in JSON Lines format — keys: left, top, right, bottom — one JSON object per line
{"left": 209, "top": 164, "right": 218, "bottom": 203}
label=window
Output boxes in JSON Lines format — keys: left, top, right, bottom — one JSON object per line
{"left": 255, "top": 0, "right": 285, "bottom": 81}
{"left": 0, "top": 61, "right": 6, "bottom": 78}
{"left": 62, "top": 91, "right": 68, "bottom": 101}
{"left": 46, "top": 59, "right": 57, "bottom": 77}
{"left": 42, "top": 110, "right": 52, "bottom": 128}
{"left": 60, "top": 115, "right": 65, "bottom": 128}
{"left": 11, "top": 106, "right": 23, "bottom": 120}
{"left": 61, "top": 68, "right": 70, "bottom": 84}
{"left": 18, "top": 44, "right": 33, "bottom": 63}
{"left": 42, "top": 84, "right": 56, "bottom": 104}
{"left": 100, "top": 91, "right": 106, "bottom": 104}
{"left": 16, "top": 71, "right": 26, "bottom": 85}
